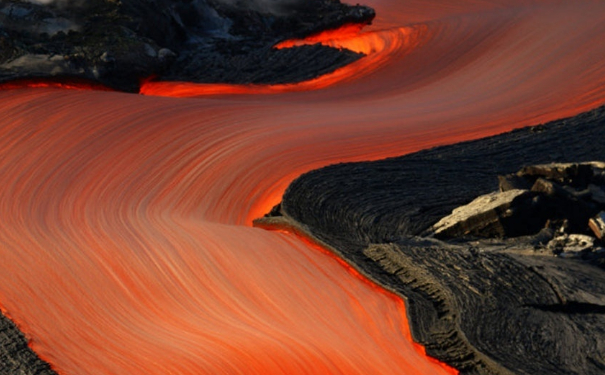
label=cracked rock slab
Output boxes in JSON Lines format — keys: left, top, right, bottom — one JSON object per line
{"left": 432, "top": 189, "right": 534, "bottom": 238}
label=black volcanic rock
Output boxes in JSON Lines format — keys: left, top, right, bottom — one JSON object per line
{"left": 0, "top": 0, "right": 168, "bottom": 91}
{"left": 258, "top": 105, "right": 605, "bottom": 374}
{"left": 0, "top": 0, "right": 374, "bottom": 91}
{"left": 364, "top": 241, "right": 605, "bottom": 375}
{"left": 207, "top": 0, "right": 375, "bottom": 40}
{"left": 281, "top": 107, "right": 605, "bottom": 244}
{"left": 0, "top": 312, "right": 57, "bottom": 375}
{"left": 165, "top": 42, "right": 362, "bottom": 85}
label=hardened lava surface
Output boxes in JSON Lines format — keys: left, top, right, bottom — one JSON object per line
{"left": 276, "top": 106, "right": 605, "bottom": 374}
{"left": 0, "top": 0, "right": 372, "bottom": 90}
{"left": 282, "top": 107, "right": 605, "bottom": 243}
{"left": 0, "top": 311, "right": 56, "bottom": 375}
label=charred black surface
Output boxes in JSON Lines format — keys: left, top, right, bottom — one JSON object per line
{"left": 364, "top": 242, "right": 605, "bottom": 375}
{"left": 0, "top": 0, "right": 373, "bottom": 91}
{"left": 163, "top": 43, "right": 362, "bottom": 85}
{"left": 525, "top": 302, "right": 605, "bottom": 314}
{"left": 0, "top": 312, "right": 57, "bottom": 375}
{"left": 267, "top": 105, "right": 605, "bottom": 374}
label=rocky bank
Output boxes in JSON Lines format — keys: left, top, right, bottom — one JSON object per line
{"left": 0, "top": 0, "right": 374, "bottom": 91}
{"left": 256, "top": 105, "right": 605, "bottom": 374}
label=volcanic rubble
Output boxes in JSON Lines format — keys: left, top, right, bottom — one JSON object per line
{"left": 0, "top": 0, "right": 374, "bottom": 91}
{"left": 433, "top": 161, "right": 605, "bottom": 262}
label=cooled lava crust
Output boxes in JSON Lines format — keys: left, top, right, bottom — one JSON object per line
{"left": 0, "top": 0, "right": 375, "bottom": 91}
{"left": 258, "top": 105, "right": 605, "bottom": 375}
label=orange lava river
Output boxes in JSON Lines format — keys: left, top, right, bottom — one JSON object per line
{"left": 2, "top": 0, "right": 605, "bottom": 374}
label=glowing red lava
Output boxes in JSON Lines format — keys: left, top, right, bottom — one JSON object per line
{"left": 0, "top": 78, "right": 110, "bottom": 91}
{"left": 274, "top": 23, "right": 369, "bottom": 51}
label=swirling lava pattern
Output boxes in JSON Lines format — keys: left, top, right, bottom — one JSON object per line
{"left": 2, "top": 0, "right": 605, "bottom": 374}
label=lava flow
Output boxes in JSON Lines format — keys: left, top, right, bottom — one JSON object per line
{"left": 274, "top": 23, "right": 371, "bottom": 52}
{"left": 140, "top": 23, "right": 423, "bottom": 97}
{"left": 0, "top": 77, "right": 111, "bottom": 91}
{"left": 2, "top": 0, "right": 605, "bottom": 375}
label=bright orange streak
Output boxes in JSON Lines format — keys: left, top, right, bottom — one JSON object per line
{"left": 0, "top": 78, "right": 111, "bottom": 91}
{"left": 260, "top": 224, "right": 458, "bottom": 375}
{"left": 274, "top": 23, "right": 369, "bottom": 52}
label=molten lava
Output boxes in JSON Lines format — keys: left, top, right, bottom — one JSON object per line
{"left": 2, "top": 0, "right": 605, "bottom": 375}
{"left": 0, "top": 78, "right": 110, "bottom": 91}
{"left": 274, "top": 23, "right": 370, "bottom": 52}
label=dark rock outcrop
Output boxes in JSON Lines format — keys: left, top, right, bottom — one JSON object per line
{"left": 280, "top": 106, "right": 605, "bottom": 245}
{"left": 256, "top": 104, "right": 605, "bottom": 374}
{"left": 434, "top": 162, "right": 605, "bottom": 240}
{"left": 0, "top": 312, "right": 57, "bottom": 375}
{"left": 432, "top": 189, "right": 536, "bottom": 238}
{"left": 0, "top": 0, "right": 374, "bottom": 91}
{"left": 0, "top": 0, "right": 167, "bottom": 91}
{"left": 365, "top": 241, "right": 605, "bottom": 375}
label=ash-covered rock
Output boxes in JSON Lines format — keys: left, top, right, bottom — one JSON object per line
{"left": 547, "top": 233, "right": 597, "bottom": 257}
{"left": 511, "top": 162, "right": 605, "bottom": 188}
{"left": 0, "top": 0, "right": 374, "bottom": 91}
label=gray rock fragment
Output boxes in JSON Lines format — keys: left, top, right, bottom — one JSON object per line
{"left": 3, "top": 54, "right": 74, "bottom": 76}
{"left": 548, "top": 234, "right": 595, "bottom": 255}
{"left": 143, "top": 43, "right": 157, "bottom": 58}
{"left": 158, "top": 48, "right": 176, "bottom": 61}
{"left": 502, "top": 161, "right": 605, "bottom": 190}
{"left": 519, "top": 162, "right": 595, "bottom": 187}
{"left": 531, "top": 177, "right": 569, "bottom": 197}
{"left": 433, "top": 162, "right": 605, "bottom": 241}
{"left": 100, "top": 51, "right": 115, "bottom": 63}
